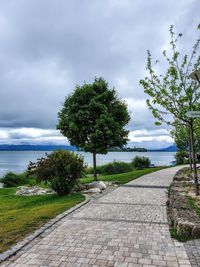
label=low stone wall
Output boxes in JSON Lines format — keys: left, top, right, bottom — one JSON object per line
{"left": 167, "top": 168, "right": 200, "bottom": 239}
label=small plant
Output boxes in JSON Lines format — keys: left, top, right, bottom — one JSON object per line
{"left": 175, "top": 151, "right": 189, "bottom": 165}
{"left": 132, "top": 156, "right": 151, "bottom": 169}
{"left": 101, "top": 161, "right": 132, "bottom": 174}
{"left": 28, "top": 150, "right": 85, "bottom": 196}
{"left": 86, "top": 161, "right": 133, "bottom": 175}
{"left": 1, "top": 172, "right": 22, "bottom": 187}
{"left": 0, "top": 172, "right": 35, "bottom": 187}
{"left": 169, "top": 227, "right": 189, "bottom": 242}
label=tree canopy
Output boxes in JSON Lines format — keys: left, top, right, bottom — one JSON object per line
{"left": 140, "top": 26, "right": 200, "bottom": 127}
{"left": 57, "top": 77, "right": 130, "bottom": 179}
{"left": 140, "top": 25, "right": 200, "bottom": 195}
{"left": 171, "top": 120, "right": 200, "bottom": 152}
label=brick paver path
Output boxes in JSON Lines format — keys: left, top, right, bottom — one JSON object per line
{"left": 1, "top": 166, "right": 193, "bottom": 267}
{"left": 184, "top": 239, "right": 200, "bottom": 267}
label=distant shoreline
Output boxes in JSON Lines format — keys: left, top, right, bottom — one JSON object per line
{"left": 0, "top": 150, "right": 176, "bottom": 152}
{"left": 0, "top": 144, "right": 177, "bottom": 152}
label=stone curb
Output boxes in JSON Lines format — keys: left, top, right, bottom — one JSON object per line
{"left": 0, "top": 194, "right": 91, "bottom": 263}
{"left": 167, "top": 168, "right": 200, "bottom": 239}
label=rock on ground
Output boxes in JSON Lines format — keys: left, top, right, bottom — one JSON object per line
{"left": 82, "top": 188, "right": 101, "bottom": 194}
{"left": 87, "top": 181, "right": 106, "bottom": 190}
{"left": 15, "top": 186, "right": 55, "bottom": 196}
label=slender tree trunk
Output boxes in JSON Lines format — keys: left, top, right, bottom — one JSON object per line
{"left": 93, "top": 151, "right": 98, "bottom": 181}
{"left": 189, "top": 119, "right": 199, "bottom": 196}
{"left": 188, "top": 125, "right": 193, "bottom": 175}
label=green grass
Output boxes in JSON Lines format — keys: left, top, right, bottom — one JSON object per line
{"left": 188, "top": 197, "right": 200, "bottom": 219}
{"left": 0, "top": 188, "right": 85, "bottom": 253}
{"left": 81, "top": 166, "right": 166, "bottom": 184}
{"left": 169, "top": 227, "right": 190, "bottom": 242}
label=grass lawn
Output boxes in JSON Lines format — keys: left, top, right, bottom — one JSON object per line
{"left": 81, "top": 166, "right": 166, "bottom": 184}
{"left": 0, "top": 189, "right": 85, "bottom": 253}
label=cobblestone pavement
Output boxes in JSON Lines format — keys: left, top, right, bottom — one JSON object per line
{"left": 1, "top": 166, "right": 194, "bottom": 267}
{"left": 184, "top": 239, "right": 200, "bottom": 267}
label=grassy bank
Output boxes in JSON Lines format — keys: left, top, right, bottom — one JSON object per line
{"left": 81, "top": 166, "right": 166, "bottom": 184}
{"left": 0, "top": 189, "right": 84, "bottom": 253}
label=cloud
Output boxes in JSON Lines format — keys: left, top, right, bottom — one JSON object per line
{"left": 0, "top": 0, "right": 199, "bottom": 147}
{"left": 129, "top": 129, "right": 170, "bottom": 138}
{"left": 128, "top": 129, "right": 173, "bottom": 149}
{"left": 0, "top": 128, "right": 67, "bottom": 145}
{"left": 0, "top": 127, "right": 172, "bottom": 149}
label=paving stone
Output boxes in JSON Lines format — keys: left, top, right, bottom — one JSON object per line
{"left": 184, "top": 239, "right": 200, "bottom": 267}
{"left": 0, "top": 166, "right": 194, "bottom": 267}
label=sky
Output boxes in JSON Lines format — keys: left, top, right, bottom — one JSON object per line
{"left": 0, "top": 0, "right": 199, "bottom": 149}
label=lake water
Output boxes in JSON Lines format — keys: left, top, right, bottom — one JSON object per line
{"left": 0, "top": 151, "right": 175, "bottom": 178}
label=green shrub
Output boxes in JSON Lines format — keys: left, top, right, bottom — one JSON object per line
{"left": 28, "top": 150, "right": 85, "bottom": 196}
{"left": 86, "top": 161, "right": 133, "bottom": 175}
{"left": 132, "top": 156, "right": 151, "bottom": 169}
{"left": 1, "top": 172, "right": 21, "bottom": 187}
{"left": 0, "top": 172, "right": 35, "bottom": 187}
{"left": 175, "top": 151, "right": 189, "bottom": 165}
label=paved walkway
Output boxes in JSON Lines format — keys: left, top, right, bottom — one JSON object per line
{"left": 184, "top": 239, "right": 200, "bottom": 267}
{"left": 1, "top": 166, "right": 194, "bottom": 267}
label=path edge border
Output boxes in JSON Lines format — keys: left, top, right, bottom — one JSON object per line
{"left": 0, "top": 194, "right": 91, "bottom": 263}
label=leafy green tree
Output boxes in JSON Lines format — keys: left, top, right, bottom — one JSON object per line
{"left": 140, "top": 25, "right": 200, "bottom": 195}
{"left": 170, "top": 120, "right": 192, "bottom": 171}
{"left": 171, "top": 119, "right": 200, "bottom": 170}
{"left": 170, "top": 120, "right": 189, "bottom": 151}
{"left": 57, "top": 77, "right": 130, "bottom": 180}
{"left": 171, "top": 120, "right": 200, "bottom": 151}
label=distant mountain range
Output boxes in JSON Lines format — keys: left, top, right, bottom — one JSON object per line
{"left": 0, "top": 145, "right": 78, "bottom": 151}
{"left": 0, "top": 144, "right": 177, "bottom": 152}
{"left": 148, "top": 145, "right": 177, "bottom": 152}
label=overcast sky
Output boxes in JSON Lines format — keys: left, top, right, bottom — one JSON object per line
{"left": 0, "top": 0, "right": 199, "bottom": 149}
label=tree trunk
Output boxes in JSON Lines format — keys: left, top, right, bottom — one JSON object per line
{"left": 189, "top": 120, "right": 199, "bottom": 196}
{"left": 188, "top": 125, "right": 193, "bottom": 175}
{"left": 93, "top": 151, "right": 98, "bottom": 181}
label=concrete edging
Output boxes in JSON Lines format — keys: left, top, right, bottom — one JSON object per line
{"left": 0, "top": 194, "right": 91, "bottom": 263}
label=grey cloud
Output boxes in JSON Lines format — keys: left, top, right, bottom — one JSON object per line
{"left": 0, "top": 0, "right": 199, "bottom": 146}
{"left": 0, "top": 127, "right": 67, "bottom": 145}
{"left": 0, "top": 127, "right": 172, "bottom": 149}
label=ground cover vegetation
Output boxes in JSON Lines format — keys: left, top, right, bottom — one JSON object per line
{"left": 0, "top": 172, "right": 35, "bottom": 188}
{"left": 86, "top": 156, "right": 151, "bottom": 175}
